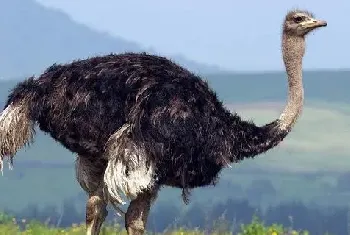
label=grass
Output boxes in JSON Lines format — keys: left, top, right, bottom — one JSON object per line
{"left": 0, "top": 213, "right": 314, "bottom": 235}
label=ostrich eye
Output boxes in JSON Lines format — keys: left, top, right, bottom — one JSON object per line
{"left": 293, "top": 16, "right": 303, "bottom": 23}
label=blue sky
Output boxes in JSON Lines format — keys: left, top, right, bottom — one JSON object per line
{"left": 36, "top": 0, "right": 349, "bottom": 71}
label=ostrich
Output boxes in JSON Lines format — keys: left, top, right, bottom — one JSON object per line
{"left": 0, "top": 9, "right": 326, "bottom": 235}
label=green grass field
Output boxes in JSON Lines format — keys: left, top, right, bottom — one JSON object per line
{"left": 0, "top": 213, "right": 314, "bottom": 235}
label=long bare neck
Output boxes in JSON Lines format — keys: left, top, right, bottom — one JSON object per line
{"left": 223, "top": 33, "right": 306, "bottom": 163}
{"left": 278, "top": 34, "right": 305, "bottom": 131}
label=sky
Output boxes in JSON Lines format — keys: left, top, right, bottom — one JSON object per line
{"left": 36, "top": 0, "right": 349, "bottom": 71}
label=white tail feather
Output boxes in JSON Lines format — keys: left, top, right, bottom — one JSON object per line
{"left": 0, "top": 103, "right": 35, "bottom": 174}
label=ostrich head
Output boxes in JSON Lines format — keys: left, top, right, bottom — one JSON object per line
{"left": 283, "top": 10, "right": 327, "bottom": 37}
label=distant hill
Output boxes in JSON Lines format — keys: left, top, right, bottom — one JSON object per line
{"left": 0, "top": 0, "right": 222, "bottom": 79}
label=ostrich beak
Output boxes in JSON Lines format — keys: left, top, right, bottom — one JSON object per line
{"left": 302, "top": 18, "right": 327, "bottom": 29}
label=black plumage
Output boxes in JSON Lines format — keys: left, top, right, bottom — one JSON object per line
{"left": 5, "top": 52, "right": 286, "bottom": 197}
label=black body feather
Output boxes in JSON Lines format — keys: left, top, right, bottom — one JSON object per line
{"left": 5, "top": 52, "right": 287, "bottom": 198}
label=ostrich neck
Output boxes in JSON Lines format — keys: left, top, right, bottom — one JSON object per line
{"left": 221, "top": 33, "right": 306, "bottom": 164}
{"left": 278, "top": 34, "right": 305, "bottom": 131}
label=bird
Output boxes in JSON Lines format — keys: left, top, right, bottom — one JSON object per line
{"left": 0, "top": 9, "right": 326, "bottom": 235}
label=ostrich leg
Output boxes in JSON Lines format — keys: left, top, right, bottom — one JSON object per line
{"left": 86, "top": 189, "right": 108, "bottom": 235}
{"left": 125, "top": 189, "right": 158, "bottom": 235}
{"left": 75, "top": 156, "right": 108, "bottom": 235}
